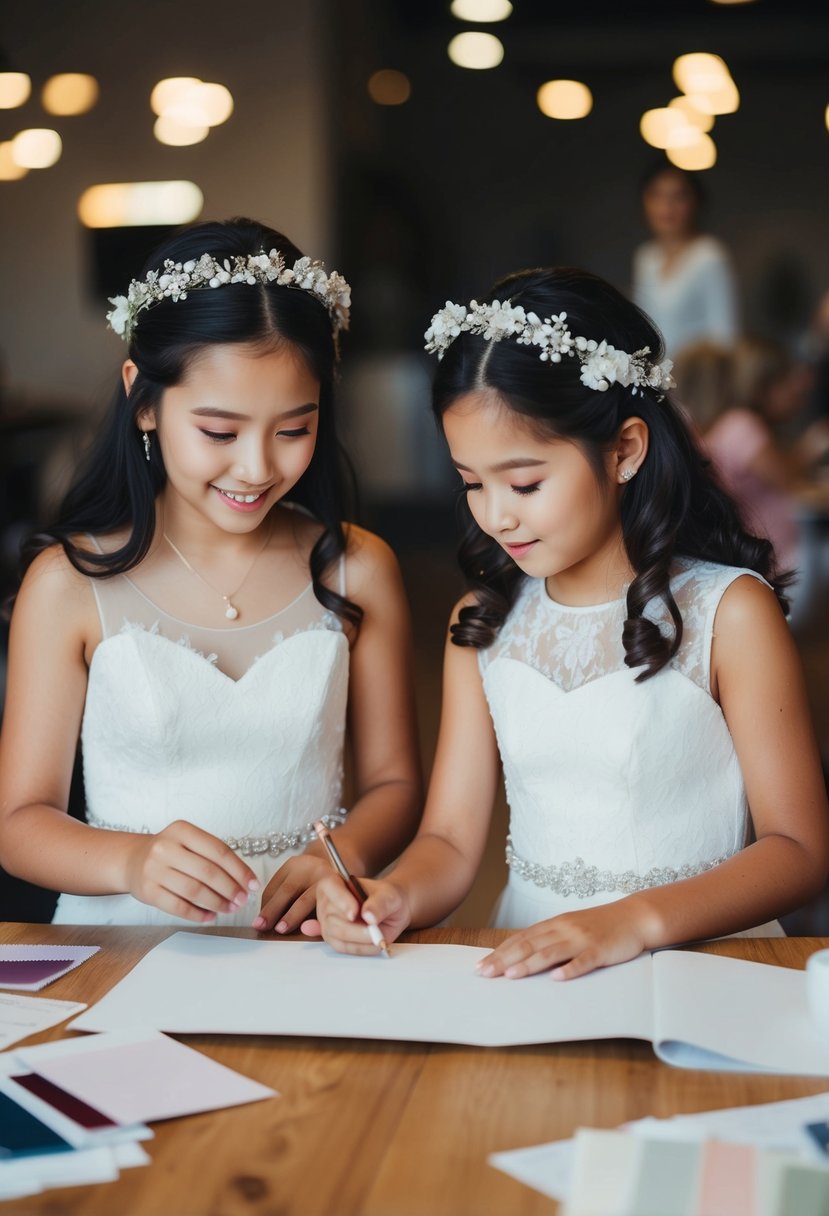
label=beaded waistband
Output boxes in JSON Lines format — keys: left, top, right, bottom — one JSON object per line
{"left": 505, "top": 835, "right": 731, "bottom": 900}
{"left": 85, "top": 809, "right": 348, "bottom": 858}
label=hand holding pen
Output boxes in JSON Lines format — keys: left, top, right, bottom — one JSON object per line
{"left": 311, "top": 821, "right": 392, "bottom": 957}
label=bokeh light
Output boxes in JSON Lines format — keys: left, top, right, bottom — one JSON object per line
{"left": 367, "top": 69, "right": 411, "bottom": 106}
{"left": 0, "top": 72, "right": 31, "bottom": 109}
{"left": 11, "top": 129, "right": 62, "bottom": 169}
{"left": 537, "top": 80, "right": 593, "bottom": 120}
{"left": 42, "top": 74, "right": 99, "bottom": 116}
{"left": 78, "top": 181, "right": 204, "bottom": 227}
{"left": 450, "top": 0, "right": 513, "bottom": 20}
{"left": 447, "top": 32, "right": 504, "bottom": 69}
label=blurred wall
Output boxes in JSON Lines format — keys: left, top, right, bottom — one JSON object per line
{"left": 0, "top": 0, "right": 332, "bottom": 410}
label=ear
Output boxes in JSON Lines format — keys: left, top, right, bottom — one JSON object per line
{"left": 613, "top": 416, "right": 649, "bottom": 483}
{"left": 122, "top": 359, "right": 139, "bottom": 397}
{"left": 124, "top": 360, "right": 157, "bottom": 434}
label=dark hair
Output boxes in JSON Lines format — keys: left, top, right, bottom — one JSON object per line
{"left": 640, "top": 159, "right": 706, "bottom": 210}
{"left": 432, "top": 266, "right": 789, "bottom": 680}
{"left": 22, "top": 217, "right": 361, "bottom": 628}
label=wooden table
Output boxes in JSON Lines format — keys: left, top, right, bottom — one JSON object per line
{"left": 3, "top": 924, "right": 828, "bottom": 1216}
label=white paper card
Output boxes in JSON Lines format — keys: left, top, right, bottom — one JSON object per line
{"left": 0, "top": 992, "right": 86, "bottom": 1051}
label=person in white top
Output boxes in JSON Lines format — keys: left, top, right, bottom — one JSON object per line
{"left": 632, "top": 163, "right": 738, "bottom": 360}
{"left": 310, "top": 266, "right": 828, "bottom": 982}
{"left": 0, "top": 218, "right": 422, "bottom": 929}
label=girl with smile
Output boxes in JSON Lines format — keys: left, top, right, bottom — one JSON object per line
{"left": 310, "top": 266, "right": 829, "bottom": 981}
{"left": 0, "top": 218, "right": 421, "bottom": 930}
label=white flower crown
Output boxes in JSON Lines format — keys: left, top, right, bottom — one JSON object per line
{"left": 424, "top": 299, "right": 675, "bottom": 397}
{"left": 106, "top": 249, "right": 351, "bottom": 343}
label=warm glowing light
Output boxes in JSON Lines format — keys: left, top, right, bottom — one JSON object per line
{"left": 42, "top": 73, "right": 99, "bottom": 115}
{"left": 826, "top": 103, "right": 829, "bottom": 132}
{"left": 707, "top": 0, "right": 756, "bottom": 5}
{"left": 667, "top": 132, "right": 717, "bottom": 171}
{"left": 686, "top": 79, "right": 740, "bottom": 115}
{"left": 150, "top": 77, "right": 202, "bottom": 116}
{"left": 536, "top": 79, "right": 592, "bottom": 120}
{"left": 150, "top": 78, "right": 233, "bottom": 138}
{"left": 668, "top": 95, "right": 715, "bottom": 132}
{"left": 0, "top": 72, "right": 31, "bottom": 108}
{"left": 0, "top": 141, "right": 27, "bottom": 180}
{"left": 640, "top": 108, "right": 691, "bottom": 149}
{"left": 78, "top": 181, "right": 204, "bottom": 228}
{"left": 450, "top": 0, "right": 512, "bottom": 20}
{"left": 11, "top": 128, "right": 62, "bottom": 169}
{"left": 367, "top": 69, "right": 411, "bottom": 106}
{"left": 153, "top": 114, "right": 210, "bottom": 146}
{"left": 673, "top": 52, "right": 731, "bottom": 95}
{"left": 447, "top": 31, "right": 504, "bottom": 69}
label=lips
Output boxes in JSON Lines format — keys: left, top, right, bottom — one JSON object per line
{"left": 504, "top": 540, "right": 538, "bottom": 559}
{"left": 211, "top": 485, "right": 270, "bottom": 512}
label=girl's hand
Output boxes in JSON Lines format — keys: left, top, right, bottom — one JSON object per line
{"left": 125, "top": 820, "right": 259, "bottom": 923}
{"left": 477, "top": 902, "right": 652, "bottom": 981}
{"left": 252, "top": 854, "right": 333, "bottom": 933}
{"left": 300, "top": 875, "right": 412, "bottom": 954}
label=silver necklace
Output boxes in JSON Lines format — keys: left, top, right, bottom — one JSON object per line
{"left": 163, "top": 527, "right": 271, "bottom": 620}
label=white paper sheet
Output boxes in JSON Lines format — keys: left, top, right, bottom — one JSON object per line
{"left": 70, "top": 932, "right": 656, "bottom": 1047}
{"left": 0, "top": 992, "right": 86, "bottom": 1050}
{"left": 652, "top": 951, "right": 829, "bottom": 1074}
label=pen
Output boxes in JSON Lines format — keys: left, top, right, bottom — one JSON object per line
{"left": 313, "top": 820, "right": 391, "bottom": 957}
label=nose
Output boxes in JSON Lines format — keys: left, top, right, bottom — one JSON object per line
{"left": 232, "top": 437, "right": 273, "bottom": 488}
{"left": 483, "top": 492, "right": 519, "bottom": 536}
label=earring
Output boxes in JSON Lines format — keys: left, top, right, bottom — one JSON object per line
{"left": 142, "top": 432, "right": 151, "bottom": 462}
{"left": 621, "top": 467, "right": 636, "bottom": 482}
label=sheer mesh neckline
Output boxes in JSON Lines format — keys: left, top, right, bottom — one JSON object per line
{"left": 115, "top": 571, "right": 314, "bottom": 633}
{"left": 482, "top": 559, "right": 727, "bottom": 696}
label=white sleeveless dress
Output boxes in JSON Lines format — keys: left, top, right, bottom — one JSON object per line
{"left": 481, "top": 558, "right": 784, "bottom": 936}
{"left": 52, "top": 553, "right": 349, "bottom": 927}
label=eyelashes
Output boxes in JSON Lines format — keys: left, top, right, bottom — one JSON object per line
{"left": 459, "top": 481, "right": 541, "bottom": 496}
{"left": 199, "top": 426, "right": 311, "bottom": 443}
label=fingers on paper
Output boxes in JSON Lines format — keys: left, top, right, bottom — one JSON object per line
{"left": 476, "top": 925, "right": 591, "bottom": 981}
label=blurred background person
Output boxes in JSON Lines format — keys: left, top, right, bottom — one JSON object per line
{"left": 633, "top": 162, "right": 738, "bottom": 361}
{"left": 702, "top": 337, "right": 828, "bottom": 617}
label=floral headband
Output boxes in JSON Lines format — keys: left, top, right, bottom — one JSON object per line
{"left": 424, "top": 299, "right": 675, "bottom": 397}
{"left": 106, "top": 249, "right": 351, "bottom": 343}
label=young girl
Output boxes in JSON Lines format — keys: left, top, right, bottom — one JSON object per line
{"left": 310, "top": 266, "right": 829, "bottom": 979}
{"left": 0, "top": 218, "right": 421, "bottom": 929}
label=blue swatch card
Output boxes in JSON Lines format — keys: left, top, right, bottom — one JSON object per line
{"left": 0, "top": 1091, "right": 73, "bottom": 1159}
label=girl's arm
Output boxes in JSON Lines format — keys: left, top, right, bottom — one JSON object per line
{"left": 0, "top": 548, "right": 258, "bottom": 921}
{"left": 306, "top": 596, "right": 502, "bottom": 952}
{"left": 254, "top": 528, "right": 424, "bottom": 931}
{"left": 481, "top": 576, "right": 829, "bottom": 980}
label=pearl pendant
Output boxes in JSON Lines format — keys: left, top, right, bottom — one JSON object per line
{"left": 225, "top": 602, "right": 239, "bottom": 620}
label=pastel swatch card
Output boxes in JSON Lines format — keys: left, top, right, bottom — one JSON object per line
{"left": 0, "top": 992, "right": 86, "bottom": 1050}
{"left": 560, "top": 1130, "right": 829, "bottom": 1216}
{"left": 15, "top": 1028, "right": 276, "bottom": 1124}
{"left": 0, "top": 945, "right": 99, "bottom": 991}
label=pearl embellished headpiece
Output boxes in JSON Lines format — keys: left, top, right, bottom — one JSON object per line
{"left": 424, "top": 298, "right": 675, "bottom": 397}
{"left": 106, "top": 249, "right": 351, "bottom": 344}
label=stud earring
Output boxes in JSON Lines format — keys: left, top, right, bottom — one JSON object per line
{"left": 142, "top": 432, "right": 151, "bottom": 462}
{"left": 621, "top": 467, "right": 636, "bottom": 482}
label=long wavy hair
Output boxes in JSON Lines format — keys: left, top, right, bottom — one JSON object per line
{"left": 432, "top": 266, "right": 790, "bottom": 680}
{"left": 21, "top": 217, "right": 361, "bottom": 628}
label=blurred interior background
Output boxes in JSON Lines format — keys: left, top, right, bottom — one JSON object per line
{"left": 1, "top": 0, "right": 828, "bottom": 928}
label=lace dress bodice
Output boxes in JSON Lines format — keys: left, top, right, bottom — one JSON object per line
{"left": 52, "top": 552, "right": 349, "bottom": 927}
{"left": 480, "top": 559, "right": 782, "bottom": 934}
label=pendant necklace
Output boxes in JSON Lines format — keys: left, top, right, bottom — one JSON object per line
{"left": 163, "top": 526, "right": 272, "bottom": 621}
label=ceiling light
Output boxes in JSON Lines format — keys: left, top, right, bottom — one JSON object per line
{"left": 447, "top": 32, "right": 504, "bottom": 70}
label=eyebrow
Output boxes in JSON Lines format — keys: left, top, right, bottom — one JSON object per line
{"left": 190, "top": 403, "right": 319, "bottom": 422}
{"left": 454, "top": 458, "right": 547, "bottom": 474}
